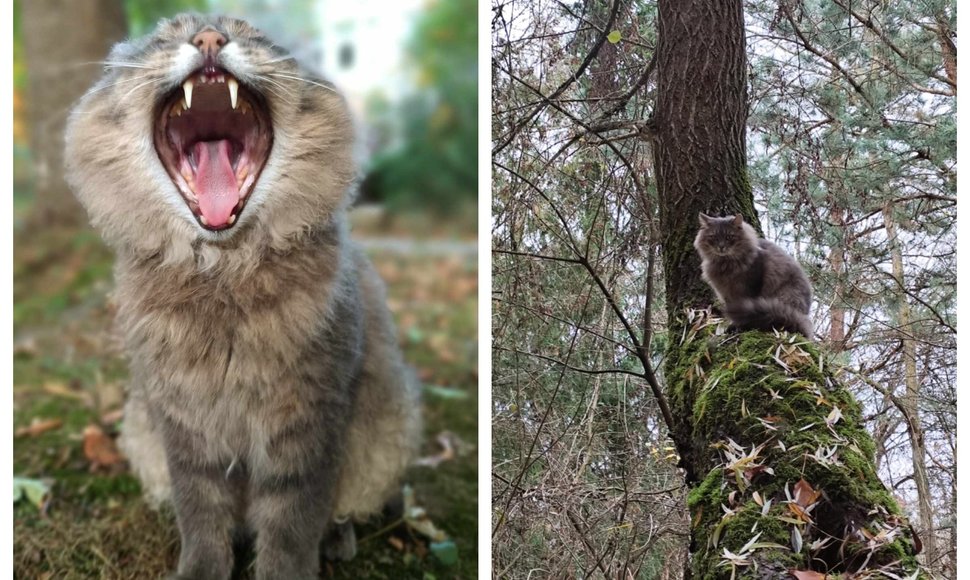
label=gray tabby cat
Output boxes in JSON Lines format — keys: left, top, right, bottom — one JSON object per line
{"left": 65, "top": 14, "right": 421, "bottom": 579}
{"left": 694, "top": 213, "right": 813, "bottom": 340}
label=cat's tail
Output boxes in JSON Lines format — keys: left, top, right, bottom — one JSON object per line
{"left": 724, "top": 298, "right": 813, "bottom": 340}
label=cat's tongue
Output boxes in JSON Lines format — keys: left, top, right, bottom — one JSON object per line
{"left": 194, "top": 140, "right": 239, "bottom": 228}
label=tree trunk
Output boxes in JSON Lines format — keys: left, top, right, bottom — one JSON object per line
{"left": 827, "top": 206, "right": 847, "bottom": 350}
{"left": 652, "top": 0, "right": 755, "bottom": 325}
{"left": 883, "top": 202, "right": 937, "bottom": 568}
{"left": 652, "top": 0, "right": 923, "bottom": 577}
{"left": 20, "top": 0, "right": 127, "bottom": 227}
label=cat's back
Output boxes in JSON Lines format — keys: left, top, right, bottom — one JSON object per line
{"left": 755, "top": 238, "right": 812, "bottom": 306}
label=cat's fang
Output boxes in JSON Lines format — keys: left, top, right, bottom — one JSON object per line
{"left": 227, "top": 213, "right": 236, "bottom": 225}
{"left": 182, "top": 79, "right": 194, "bottom": 108}
{"left": 228, "top": 78, "right": 238, "bottom": 109}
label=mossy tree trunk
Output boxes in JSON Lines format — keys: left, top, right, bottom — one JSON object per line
{"left": 651, "top": 0, "right": 923, "bottom": 577}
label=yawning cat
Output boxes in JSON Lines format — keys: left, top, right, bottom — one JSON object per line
{"left": 65, "top": 14, "right": 421, "bottom": 579}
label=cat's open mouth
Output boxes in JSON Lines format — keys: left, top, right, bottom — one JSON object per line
{"left": 154, "top": 68, "right": 273, "bottom": 231}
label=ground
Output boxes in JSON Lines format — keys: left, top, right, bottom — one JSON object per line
{"left": 13, "top": 200, "right": 479, "bottom": 580}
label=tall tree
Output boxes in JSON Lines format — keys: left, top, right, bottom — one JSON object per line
{"left": 491, "top": 0, "right": 950, "bottom": 576}
{"left": 20, "top": 0, "right": 127, "bottom": 226}
{"left": 653, "top": 0, "right": 922, "bottom": 576}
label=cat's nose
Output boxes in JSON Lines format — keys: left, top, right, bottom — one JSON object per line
{"left": 192, "top": 29, "right": 226, "bottom": 58}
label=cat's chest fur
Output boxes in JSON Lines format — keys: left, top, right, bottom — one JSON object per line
{"left": 115, "top": 240, "right": 362, "bottom": 463}
{"left": 700, "top": 243, "right": 766, "bottom": 302}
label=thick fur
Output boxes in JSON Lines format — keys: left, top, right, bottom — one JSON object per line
{"left": 65, "top": 14, "right": 420, "bottom": 580}
{"left": 694, "top": 213, "right": 813, "bottom": 340}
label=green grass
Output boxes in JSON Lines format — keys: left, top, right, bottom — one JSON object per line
{"left": 13, "top": 210, "right": 479, "bottom": 579}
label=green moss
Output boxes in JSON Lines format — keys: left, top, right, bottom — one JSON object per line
{"left": 666, "top": 313, "right": 922, "bottom": 577}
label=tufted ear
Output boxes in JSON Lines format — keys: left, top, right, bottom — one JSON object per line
{"left": 733, "top": 214, "right": 743, "bottom": 227}
{"left": 698, "top": 212, "right": 711, "bottom": 227}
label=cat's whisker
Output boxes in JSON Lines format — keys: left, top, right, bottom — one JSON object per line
{"left": 264, "top": 72, "right": 338, "bottom": 94}
{"left": 118, "top": 76, "right": 166, "bottom": 103}
{"left": 255, "top": 55, "right": 296, "bottom": 65}
{"left": 249, "top": 74, "right": 300, "bottom": 105}
{"left": 80, "top": 73, "right": 160, "bottom": 100}
{"left": 100, "top": 61, "right": 153, "bottom": 70}
{"left": 251, "top": 73, "right": 297, "bottom": 93}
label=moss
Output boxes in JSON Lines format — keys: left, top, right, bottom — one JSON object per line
{"left": 666, "top": 312, "right": 923, "bottom": 578}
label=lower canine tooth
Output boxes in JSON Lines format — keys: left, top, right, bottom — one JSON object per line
{"left": 199, "top": 215, "right": 208, "bottom": 226}
{"left": 228, "top": 214, "right": 236, "bottom": 225}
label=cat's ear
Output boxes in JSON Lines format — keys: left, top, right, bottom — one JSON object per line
{"left": 733, "top": 214, "right": 744, "bottom": 227}
{"left": 698, "top": 213, "right": 711, "bottom": 227}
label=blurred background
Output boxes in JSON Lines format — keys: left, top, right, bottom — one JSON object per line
{"left": 13, "top": 1, "right": 478, "bottom": 578}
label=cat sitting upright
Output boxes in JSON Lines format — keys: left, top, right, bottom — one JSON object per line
{"left": 65, "top": 14, "right": 421, "bottom": 580}
{"left": 694, "top": 213, "right": 813, "bottom": 340}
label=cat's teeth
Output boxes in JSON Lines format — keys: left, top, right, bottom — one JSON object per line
{"left": 182, "top": 79, "right": 194, "bottom": 108}
{"left": 228, "top": 78, "right": 238, "bottom": 109}
{"left": 228, "top": 214, "right": 237, "bottom": 225}
{"left": 199, "top": 214, "right": 208, "bottom": 226}
{"left": 217, "top": 75, "right": 225, "bottom": 83}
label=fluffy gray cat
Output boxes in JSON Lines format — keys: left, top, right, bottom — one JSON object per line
{"left": 65, "top": 14, "right": 421, "bottom": 579}
{"left": 694, "top": 213, "right": 813, "bottom": 340}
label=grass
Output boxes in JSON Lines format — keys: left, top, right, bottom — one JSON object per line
{"left": 13, "top": 206, "right": 479, "bottom": 579}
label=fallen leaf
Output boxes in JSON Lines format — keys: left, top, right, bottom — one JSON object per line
{"left": 403, "top": 484, "right": 448, "bottom": 542}
{"left": 82, "top": 424, "right": 126, "bottom": 472}
{"left": 429, "top": 540, "right": 458, "bottom": 566}
{"left": 387, "top": 536, "right": 405, "bottom": 551}
{"left": 909, "top": 524, "right": 922, "bottom": 554}
{"left": 42, "top": 381, "right": 93, "bottom": 407}
{"left": 15, "top": 417, "right": 63, "bottom": 438}
{"left": 793, "top": 479, "right": 821, "bottom": 508}
{"left": 788, "top": 570, "right": 826, "bottom": 579}
{"left": 100, "top": 408, "right": 124, "bottom": 425}
{"left": 14, "top": 477, "right": 51, "bottom": 511}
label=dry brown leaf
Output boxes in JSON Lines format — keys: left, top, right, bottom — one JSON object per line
{"left": 387, "top": 536, "right": 405, "bottom": 551}
{"left": 15, "top": 417, "right": 63, "bottom": 438}
{"left": 793, "top": 478, "right": 821, "bottom": 508}
{"left": 100, "top": 408, "right": 124, "bottom": 425}
{"left": 82, "top": 424, "right": 126, "bottom": 472}
{"left": 788, "top": 570, "right": 826, "bottom": 579}
{"left": 42, "top": 381, "right": 93, "bottom": 407}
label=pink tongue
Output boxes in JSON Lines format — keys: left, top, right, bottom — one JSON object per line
{"left": 194, "top": 140, "right": 240, "bottom": 227}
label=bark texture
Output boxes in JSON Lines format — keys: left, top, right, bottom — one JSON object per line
{"left": 652, "top": 0, "right": 757, "bottom": 322}
{"left": 21, "top": 0, "right": 127, "bottom": 226}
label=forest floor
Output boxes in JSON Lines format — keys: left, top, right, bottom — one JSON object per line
{"left": 13, "top": 200, "right": 479, "bottom": 580}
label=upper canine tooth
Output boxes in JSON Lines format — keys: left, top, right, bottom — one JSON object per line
{"left": 227, "top": 78, "right": 238, "bottom": 109}
{"left": 182, "top": 79, "right": 194, "bottom": 108}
